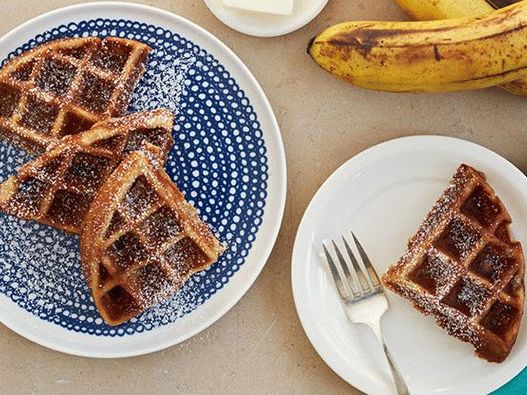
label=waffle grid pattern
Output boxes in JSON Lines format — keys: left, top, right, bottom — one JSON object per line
{"left": 0, "top": 18, "right": 269, "bottom": 336}
{"left": 83, "top": 149, "right": 223, "bottom": 325}
{"left": 0, "top": 110, "right": 173, "bottom": 234}
{"left": 383, "top": 165, "right": 524, "bottom": 362}
{"left": 0, "top": 37, "right": 150, "bottom": 152}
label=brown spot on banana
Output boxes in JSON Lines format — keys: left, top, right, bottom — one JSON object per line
{"left": 454, "top": 62, "right": 527, "bottom": 82}
{"left": 307, "top": 36, "right": 317, "bottom": 55}
{"left": 326, "top": 23, "right": 526, "bottom": 51}
{"left": 327, "top": 27, "right": 453, "bottom": 58}
{"left": 501, "top": 77, "right": 527, "bottom": 94}
{"left": 434, "top": 45, "right": 442, "bottom": 61}
{"left": 486, "top": 0, "right": 521, "bottom": 9}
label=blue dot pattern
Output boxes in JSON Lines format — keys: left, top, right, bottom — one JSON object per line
{"left": 0, "top": 19, "right": 268, "bottom": 336}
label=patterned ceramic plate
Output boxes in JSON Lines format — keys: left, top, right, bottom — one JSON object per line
{"left": 0, "top": 2, "right": 286, "bottom": 357}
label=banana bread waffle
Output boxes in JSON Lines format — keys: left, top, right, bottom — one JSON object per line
{"left": 0, "top": 109, "right": 173, "bottom": 234}
{"left": 80, "top": 144, "right": 224, "bottom": 326}
{"left": 0, "top": 37, "right": 151, "bottom": 153}
{"left": 382, "top": 164, "right": 525, "bottom": 362}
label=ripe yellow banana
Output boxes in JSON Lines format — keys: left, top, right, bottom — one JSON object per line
{"left": 308, "top": 1, "right": 527, "bottom": 93}
{"left": 394, "top": 0, "right": 527, "bottom": 96}
{"left": 395, "top": 0, "right": 494, "bottom": 20}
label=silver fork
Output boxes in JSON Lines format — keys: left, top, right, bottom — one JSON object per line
{"left": 322, "top": 232, "right": 409, "bottom": 395}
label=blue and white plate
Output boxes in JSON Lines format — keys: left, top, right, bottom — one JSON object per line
{"left": 0, "top": 2, "right": 286, "bottom": 358}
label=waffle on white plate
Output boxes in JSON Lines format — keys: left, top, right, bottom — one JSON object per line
{"left": 382, "top": 164, "right": 525, "bottom": 363}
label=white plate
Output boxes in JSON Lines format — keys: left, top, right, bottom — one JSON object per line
{"left": 203, "top": 0, "right": 328, "bottom": 37}
{"left": 0, "top": 2, "right": 286, "bottom": 358}
{"left": 292, "top": 136, "right": 527, "bottom": 395}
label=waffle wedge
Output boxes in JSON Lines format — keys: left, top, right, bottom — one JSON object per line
{"left": 0, "top": 109, "right": 174, "bottom": 234}
{"left": 80, "top": 144, "right": 224, "bottom": 326}
{"left": 382, "top": 164, "right": 525, "bottom": 363}
{"left": 0, "top": 37, "right": 151, "bottom": 153}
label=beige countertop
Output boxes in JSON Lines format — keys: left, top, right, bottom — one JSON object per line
{"left": 1, "top": 1, "right": 527, "bottom": 394}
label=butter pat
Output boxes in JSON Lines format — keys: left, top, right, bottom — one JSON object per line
{"left": 222, "top": 0, "right": 294, "bottom": 16}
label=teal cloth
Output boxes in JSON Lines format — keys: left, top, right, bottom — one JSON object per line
{"left": 492, "top": 367, "right": 527, "bottom": 394}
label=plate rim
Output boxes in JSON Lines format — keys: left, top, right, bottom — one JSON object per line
{"left": 291, "top": 135, "right": 527, "bottom": 395}
{"left": 0, "top": 1, "right": 287, "bottom": 358}
{"left": 202, "top": 0, "right": 329, "bottom": 37}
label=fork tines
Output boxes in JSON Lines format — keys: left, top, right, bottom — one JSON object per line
{"left": 323, "top": 232, "right": 381, "bottom": 300}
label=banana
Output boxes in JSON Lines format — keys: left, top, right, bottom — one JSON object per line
{"left": 394, "top": 0, "right": 527, "bottom": 96}
{"left": 394, "top": 0, "right": 494, "bottom": 20}
{"left": 308, "top": 2, "right": 527, "bottom": 93}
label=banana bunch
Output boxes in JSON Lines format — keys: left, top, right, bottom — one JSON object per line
{"left": 308, "top": 1, "right": 527, "bottom": 93}
{"left": 393, "top": 0, "right": 527, "bottom": 96}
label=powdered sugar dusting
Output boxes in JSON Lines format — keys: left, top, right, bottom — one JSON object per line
{"left": 408, "top": 251, "right": 459, "bottom": 296}
{"left": 0, "top": 18, "right": 269, "bottom": 337}
{"left": 470, "top": 244, "right": 514, "bottom": 286}
{"left": 0, "top": 37, "right": 149, "bottom": 152}
{"left": 0, "top": 212, "right": 210, "bottom": 334}
{"left": 0, "top": 140, "right": 32, "bottom": 182}
{"left": 425, "top": 255, "right": 457, "bottom": 292}
{"left": 383, "top": 164, "right": 525, "bottom": 361}
{"left": 133, "top": 279, "right": 201, "bottom": 329}
{"left": 132, "top": 55, "right": 195, "bottom": 115}
{"left": 454, "top": 278, "right": 491, "bottom": 317}
{"left": 435, "top": 217, "right": 481, "bottom": 260}
{"left": 0, "top": 217, "right": 90, "bottom": 320}
{"left": 92, "top": 153, "right": 223, "bottom": 325}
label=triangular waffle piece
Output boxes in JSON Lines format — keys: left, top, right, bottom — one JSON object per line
{"left": 382, "top": 164, "right": 525, "bottom": 363}
{"left": 0, "top": 37, "right": 151, "bottom": 153}
{"left": 0, "top": 109, "right": 174, "bottom": 234}
{"left": 80, "top": 144, "right": 224, "bottom": 326}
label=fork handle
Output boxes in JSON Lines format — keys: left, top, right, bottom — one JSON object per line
{"left": 370, "top": 323, "right": 410, "bottom": 395}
